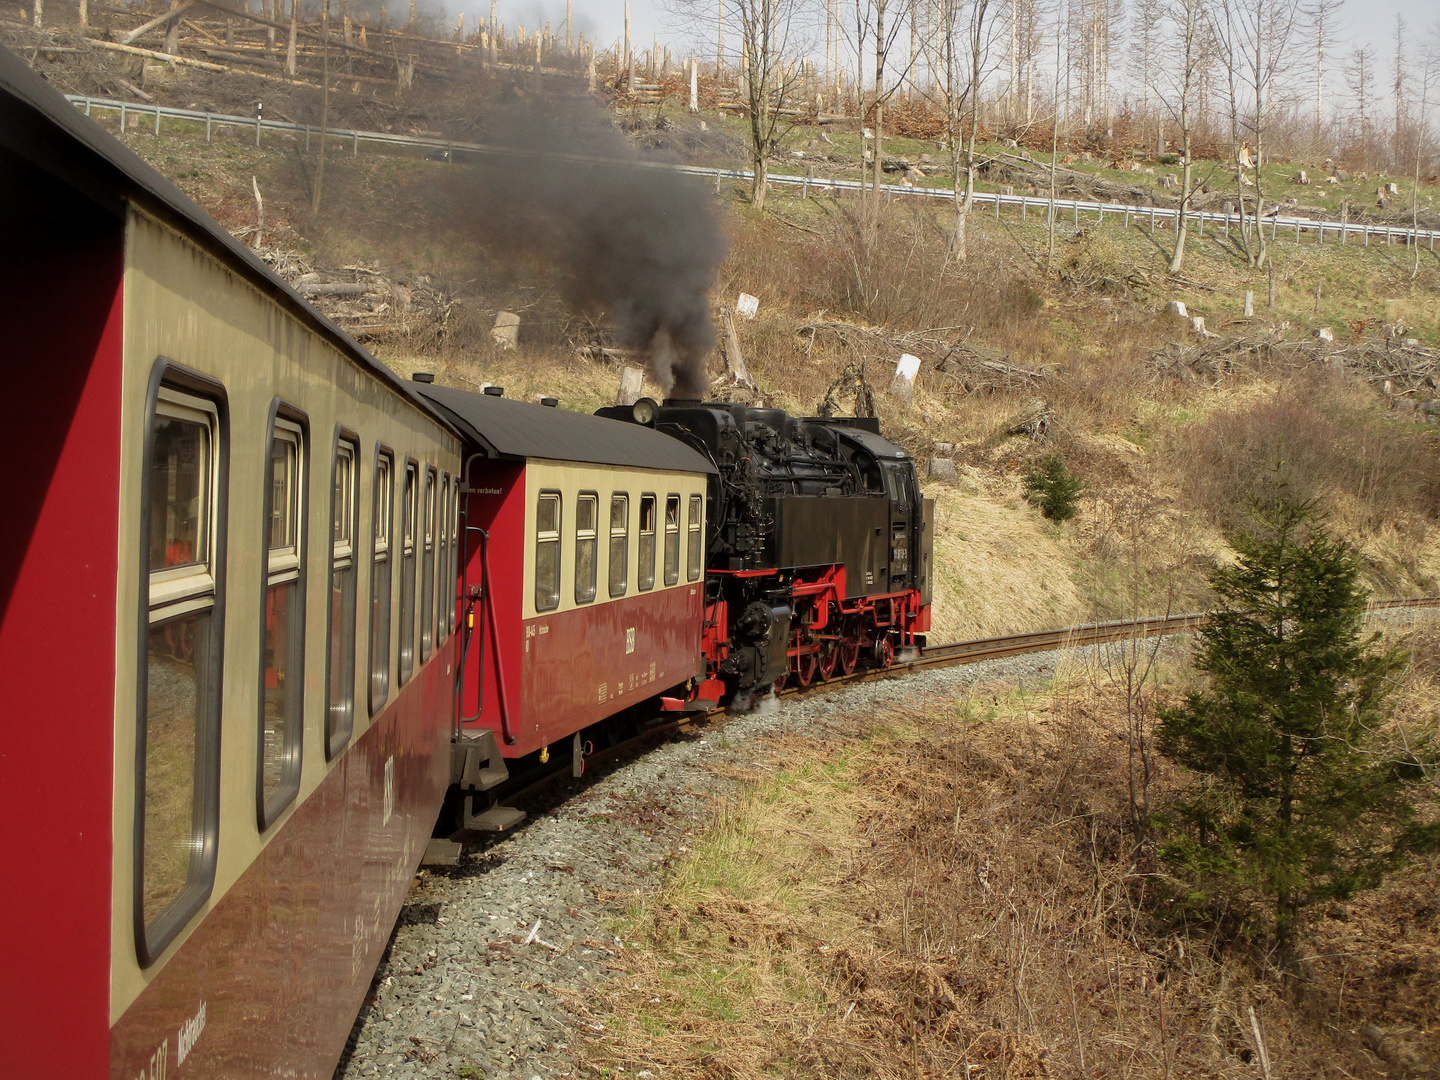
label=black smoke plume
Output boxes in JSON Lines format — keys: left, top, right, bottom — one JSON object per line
{"left": 454, "top": 97, "right": 727, "bottom": 398}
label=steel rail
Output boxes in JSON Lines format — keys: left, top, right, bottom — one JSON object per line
{"left": 65, "top": 93, "right": 1440, "bottom": 250}
{"left": 485, "top": 596, "right": 1440, "bottom": 814}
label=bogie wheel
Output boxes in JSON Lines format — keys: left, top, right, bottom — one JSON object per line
{"left": 818, "top": 645, "right": 839, "bottom": 682}
{"left": 796, "top": 651, "right": 818, "bottom": 688}
{"left": 838, "top": 636, "right": 861, "bottom": 676}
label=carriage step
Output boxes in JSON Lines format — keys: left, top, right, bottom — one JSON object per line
{"left": 466, "top": 805, "right": 526, "bottom": 832}
{"left": 452, "top": 730, "right": 510, "bottom": 792}
{"left": 421, "top": 839, "right": 463, "bottom": 867}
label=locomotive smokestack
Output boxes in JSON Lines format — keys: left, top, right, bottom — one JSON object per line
{"left": 450, "top": 97, "right": 726, "bottom": 397}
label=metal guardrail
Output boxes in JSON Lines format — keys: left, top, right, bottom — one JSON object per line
{"left": 68, "top": 93, "right": 1440, "bottom": 250}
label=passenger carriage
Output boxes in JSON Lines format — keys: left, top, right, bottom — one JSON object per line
{"left": 414, "top": 384, "right": 714, "bottom": 830}
{"left": 1, "top": 46, "right": 464, "bottom": 1080}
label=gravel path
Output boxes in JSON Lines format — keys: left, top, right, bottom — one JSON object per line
{"left": 334, "top": 644, "right": 1096, "bottom": 1080}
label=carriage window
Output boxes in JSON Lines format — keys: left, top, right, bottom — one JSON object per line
{"left": 398, "top": 462, "right": 417, "bottom": 684}
{"left": 687, "top": 494, "right": 703, "bottom": 582}
{"left": 139, "top": 383, "right": 224, "bottom": 964}
{"left": 420, "top": 468, "right": 436, "bottom": 661}
{"left": 575, "top": 492, "right": 598, "bottom": 604}
{"left": 369, "top": 451, "right": 393, "bottom": 715}
{"left": 663, "top": 495, "right": 680, "bottom": 587}
{"left": 637, "top": 495, "right": 656, "bottom": 592}
{"left": 609, "top": 493, "right": 629, "bottom": 597}
{"left": 327, "top": 438, "right": 358, "bottom": 759}
{"left": 437, "top": 475, "right": 450, "bottom": 646}
{"left": 535, "top": 491, "right": 561, "bottom": 612}
{"left": 259, "top": 416, "right": 305, "bottom": 829}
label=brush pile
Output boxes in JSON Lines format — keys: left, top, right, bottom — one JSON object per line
{"left": 799, "top": 318, "right": 1051, "bottom": 399}
{"left": 255, "top": 247, "right": 457, "bottom": 346}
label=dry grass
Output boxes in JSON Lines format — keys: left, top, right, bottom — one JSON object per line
{"left": 925, "top": 476, "right": 1086, "bottom": 641}
{"left": 585, "top": 618, "right": 1440, "bottom": 1080}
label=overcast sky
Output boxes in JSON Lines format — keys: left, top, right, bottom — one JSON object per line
{"left": 476, "top": 0, "right": 1439, "bottom": 62}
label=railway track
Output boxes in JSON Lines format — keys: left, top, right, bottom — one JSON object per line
{"left": 487, "top": 596, "right": 1440, "bottom": 816}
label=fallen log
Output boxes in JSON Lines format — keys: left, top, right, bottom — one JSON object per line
{"left": 298, "top": 282, "right": 369, "bottom": 296}
{"left": 119, "top": 0, "right": 197, "bottom": 45}
{"left": 88, "top": 38, "right": 322, "bottom": 87}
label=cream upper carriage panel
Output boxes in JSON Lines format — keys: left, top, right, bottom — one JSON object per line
{"left": 406, "top": 385, "right": 716, "bottom": 621}
{"left": 113, "top": 208, "right": 460, "bottom": 1017}
{"left": 521, "top": 460, "right": 708, "bottom": 622}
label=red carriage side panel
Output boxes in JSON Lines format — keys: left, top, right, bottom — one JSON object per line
{"left": 516, "top": 583, "right": 706, "bottom": 756}
{"left": 0, "top": 173, "right": 125, "bottom": 1078}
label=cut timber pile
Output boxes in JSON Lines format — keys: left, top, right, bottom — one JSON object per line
{"left": 1148, "top": 332, "right": 1440, "bottom": 395}
{"left": 256, "top": 247, "right": 455, "bottom": 344}
{"left": 981, "top": 152, "right": 1168, "bottom": 207}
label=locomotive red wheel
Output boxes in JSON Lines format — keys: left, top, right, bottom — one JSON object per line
{"left": 838, "top": 636, "right": 861, "bottom": 676}
{"left": 818, "top": 645, "right": 839, "bottom": 682}
{"left": 795, "top": 651, "right": 818, "bottom": 688}
{"left": 773, "top": 675, "right": 789, "bottom": 695}
{"left": 879, "top": 637, "right": 895, "bottom": 669}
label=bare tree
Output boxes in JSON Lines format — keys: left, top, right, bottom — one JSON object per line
{"left": 668, "top": 0, "right": 813, "bottom": 211}
{"left": 1069, "top": 0, "right": 1121, "bottom": 135}
{"left": 1301, "top": 0, "right": 1342, "bottom": 146}
{"left": 1213, "top": 0, "right": 1303, "bottom": 269}
{"left": 1016, "top": 0, "right": 1045, "bottom": 123}
{"left": 1393, "top": 14, "right": 1408, "bottom": 169}
{"left": 1129, "top": 0, "right": 1166, "bottom": 148}
{"left": 936, "top": 0, "right": 998, "bottom": 259}
{"left": 1048, "top": 0, "right": 1064, "bottom": 266}
{"left": 1345, "top": 43, "right": 1376, "bottom": 165}
{"left": 838, "top": 0, "right": 918, "bottom": 234}
{"left": 1410, "top": 32, "right": 1437, "bottom": 279}
{"left": 1156, "top": 0, "right": 1208, "bottom": 273}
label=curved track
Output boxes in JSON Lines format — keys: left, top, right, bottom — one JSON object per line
{"left": 489, "top": 596, "right": 1440, "bottom": 812}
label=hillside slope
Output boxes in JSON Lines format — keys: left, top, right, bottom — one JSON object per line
{"left": 30, "top": 37, "right": 1440, "bottom": 640}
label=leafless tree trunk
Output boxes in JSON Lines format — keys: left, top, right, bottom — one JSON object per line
{"left": 1048, "top": 0, "right": 1064, "bottom": 267}
{"left": 674, "top": 0, "right": 812, "bottom": 212}
{"left": 164, "top": 0, "right": 182, "bottom": 54}
{"left": 286, "top": 0, "right": 298, "bottom": 75}
{"left": 1129, "top": 0, "right": 1165, "bottom": 150}
{"left": 1346, "top": 43, "right": 1376, "bottom": 166}
{"left": 1215, "top": 0, "right": 1302, "bottom": 270}
{"left": 1393, "top": 15, "right": 1409, "bottom": 170}
{"left": 1302, "top": 0, "right": 1340, "bottom": 146}
{"left": 845, "top": 0, "right": 915, "bottom": 238}
{"left": 1412, "top": 50, "right": 1434, "bottom": 280}
{"left": 312, "top": 0, "right": 331, "bottom": 216}
{"left": 938, "top": 0, "right": 996, "bottom": 260}
{"left": 1164, "top": 0, "right": 1206, "bottom": 274}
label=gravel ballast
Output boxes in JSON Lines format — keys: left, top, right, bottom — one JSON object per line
{"left": 334, "top": 643, "right": 1107, "bottom": 1080}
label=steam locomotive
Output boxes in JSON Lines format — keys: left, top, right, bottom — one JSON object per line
{"left": 598, "top": 397, "right": 934, "bottom": 703}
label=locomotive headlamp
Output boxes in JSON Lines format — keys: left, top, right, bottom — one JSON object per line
{"left": 631, "top": 397, "right": 658, "bottom": 425}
